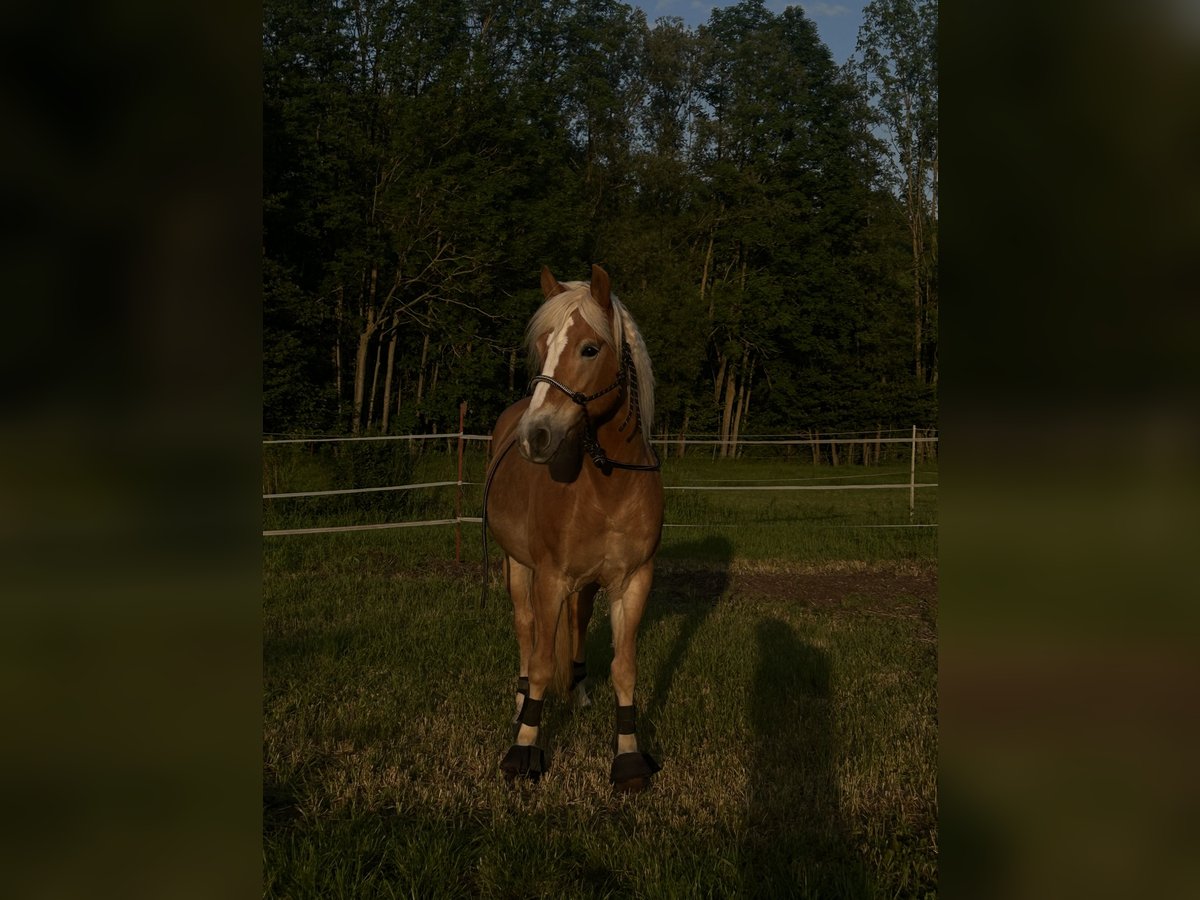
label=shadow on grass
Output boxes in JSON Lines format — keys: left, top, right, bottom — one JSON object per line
{"left": 576, "top": 536, "right": 731, "bottom": 768}
{"left": 642, "top": 536, "right": 733, "bottom": 733}
{"left": 551, "top": 535, "right": 731, "bottom": 778}
{"left": 741, "top": 618, "right": 872, "bottom": 897}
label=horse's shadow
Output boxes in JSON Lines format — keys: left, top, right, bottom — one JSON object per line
{"left": 582, "top": 536, "right": 732, "bottom": 751}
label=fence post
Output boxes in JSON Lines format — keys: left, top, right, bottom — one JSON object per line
{"left": 456, "top": 400, "right": 466, "bottom": 563}
{"left": 909, "top": 424, "right": 917, "bottom": 520}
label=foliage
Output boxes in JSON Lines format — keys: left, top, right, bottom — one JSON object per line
{"left": 853, "top": 0, "right": 939, "bottom": 385}
{"left": 263, "top": 0, "right": 938, "bottom": 438}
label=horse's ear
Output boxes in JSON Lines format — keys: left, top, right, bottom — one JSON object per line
{"left": 590, "top": 264, "right": 611, "bottom": 310}
{"left": 540, "top": 265, "right": 567, "bottom": 301}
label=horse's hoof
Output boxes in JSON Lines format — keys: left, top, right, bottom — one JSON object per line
{"left": 501, "top": 744, "right": 546, "bottom": 781}
{"left": 573, "top": 681, "right": 592, "bottom": 709}
{"left": 610, "top": 751, "right": 660, "bottom": 793}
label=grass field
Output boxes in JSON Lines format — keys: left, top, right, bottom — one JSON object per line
{"left": 263, "top": 449, "right": 938, "bottom": 897}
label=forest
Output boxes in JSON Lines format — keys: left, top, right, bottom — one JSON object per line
{"left": 263, "top": 0, "right": 938, "bottom": 449}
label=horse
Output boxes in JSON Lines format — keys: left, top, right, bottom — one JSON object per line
{"left": 484, "top": 264, "right": 663, "bottom": 792}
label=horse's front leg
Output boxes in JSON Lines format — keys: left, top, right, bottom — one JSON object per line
{"left": 505, "top": 557, "right": 534, "bottom": 726}
{"left": 500, "top": 568, "right": 569, "bottom": 781}
{"left": 608, "top": 561, "right": 661, "bottom": 792}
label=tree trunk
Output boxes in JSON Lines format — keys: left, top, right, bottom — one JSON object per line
{"left": 730, "top": 379, "right": 744, "bottom": 458}
{"left": 366, "top": 332, "right": 384, "bottom": 430}
{"left": 913, "top": 221, "right": 924, "bottom": 383}
{"left": 701, "top": 214, "right": 718, "bottom": 318}
{"left": 381, "top": 315, "right": 398, "bottom": 433}
{"left": 333, "top": 285, "right": 343, "bottom": 404}
{"left": 351, "top": 311, "right": 376, "bottom": 436}
{"left": 730, "top": 364, "right": 748, "bottom": 458}
{"left": 351, "top": 266, "right": 380, "bottom": 435}
{"left": 907, "top": 148, "right": 927, "bottom": 385}
{"left": 713, "top": 353, "right": 727, "bottom": 406}
{"left": 811, "top": 430, "right": 820, "bottom": 467}
{"left": 416, "top": 331, "right": 430, "bottom": 406}
{"left": 508, "top": 348, "right": 517, "bottom": 395}
{"left": 830, "top": 439, "right": 839, "bottom": 467}
{"left": 719, "top": 363, "right": 736, "bottom": 458}
{"left": 677, "top": 409, "right": 688, "bottom": 458}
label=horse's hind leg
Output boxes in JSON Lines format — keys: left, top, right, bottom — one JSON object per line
{"left": 570, "top": 584, "right": 598, "bottom": 709}
{"left": 505, "top": 556, "right": 534, "bottom": 725}
{"left": 608, "top": 561, "right": 661, "bottom": 793}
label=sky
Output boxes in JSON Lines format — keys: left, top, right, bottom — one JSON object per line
{"left": 630, "top": 1, "right": 867, "bottom": 65}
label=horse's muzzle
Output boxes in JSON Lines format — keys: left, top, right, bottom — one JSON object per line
{"left": 517, "top": 412, "right": 570, "bottom": 464}
{"left": 525, "top": 425, "right": 553, "bottom": 461}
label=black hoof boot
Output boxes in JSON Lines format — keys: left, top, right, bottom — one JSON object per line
{"left": 501, "top": 744, "right": 546, "bottom": 782}
{"left": 511, "top": 676, "right": 529, "bottom": 728}
{"left": 610, "top": 751, "right": 661, "bottom": 793}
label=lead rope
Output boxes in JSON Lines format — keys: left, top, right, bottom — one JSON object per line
{"left": 480, "top": 437, "right": 518, "bottom": 607}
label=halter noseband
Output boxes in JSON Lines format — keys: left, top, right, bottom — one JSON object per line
{"left": 526, "top": 340, "right": 660, "bottom": 472}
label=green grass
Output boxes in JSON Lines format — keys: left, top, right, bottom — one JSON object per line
{"left": 263, "top": 448, "right": 937, "bottom": 897}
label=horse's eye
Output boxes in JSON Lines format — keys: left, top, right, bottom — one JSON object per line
{"left": 581, "top": 345, "right": 600, "bottom": 358}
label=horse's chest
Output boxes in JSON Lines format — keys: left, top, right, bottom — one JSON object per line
{"left": 537, "top": 495, "right": 655, "bottom": 573}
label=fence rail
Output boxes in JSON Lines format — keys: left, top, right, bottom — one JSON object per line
{"left": 263, "top": 433, "right": 493, "bottom": 445}
{"left": 263, "top": 433, "right": 934, "bottom": 447}
{"left": 264, "top": 425, "right": 937, "bottom": 542}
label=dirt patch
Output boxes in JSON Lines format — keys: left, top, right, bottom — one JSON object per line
{"left": 654, "top": 559, "right": 937, "bottom": 641}
{"left": 657, "top": 558, "right": 936, "bottom": 602}
{"left": 731, "top": 570, "right": 936, "bottom": 604}
{"left": 374, "top": 557, "right": 937, "bottom": 630}
{"left": 383, "top": 558, "right": 937, "bottom": 599}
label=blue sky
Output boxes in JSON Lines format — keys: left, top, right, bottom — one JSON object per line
{"left": 630, "top": 1, "right": 866, "bottom": 65}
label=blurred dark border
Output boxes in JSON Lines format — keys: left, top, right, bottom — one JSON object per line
{"left": 0, "top": 1, "right": 261, "bottom": 897}
{"left": 942, "top": 1, "right": 1200, "bottom": 896}
{"left": 3, "top": 0, "right": 1197, "bottom": 896}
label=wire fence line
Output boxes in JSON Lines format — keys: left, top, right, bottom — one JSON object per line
{"left": 262, "top": 429, "right": 921, "bottom": 444}
{"left": 263, "top": 433, "right": 935, "bottom": 447}
{"left": 264, "top": 518, "right": 938, "bottom": 537}
{"left": 262, "top": 429, "right": 938, "bottom": 538}
{"left": 665, "top": 483, "right": 937, "bottom": 492}
{"left": 264, "top": 480, "right": 469, "bottom": 500}
{"left": 263, "top": 433, "right": 493, "bottom": 445}
{"left": 262, "top": 481, "right": 936, "bottom": 501}
{"left": 263, "top": 519, "right": 460, "bottom": 537}
{"left": 651, "top": 436, "right": 938, "bottom": 446}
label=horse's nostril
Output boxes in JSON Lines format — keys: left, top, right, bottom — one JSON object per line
{"left": 531, "top": 426, "right": 551, "bottom": 454}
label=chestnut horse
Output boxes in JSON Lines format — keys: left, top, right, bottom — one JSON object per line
{"left": 484, "top": 264, "right": 663, "bottom": 792}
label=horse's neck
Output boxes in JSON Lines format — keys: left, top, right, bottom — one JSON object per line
{"left": 593, "top": 399, "right": 655, "bottom": 467}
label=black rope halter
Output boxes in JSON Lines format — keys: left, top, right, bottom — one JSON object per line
{"left": 526, "top": 339, "right": 661, "bottom": 473}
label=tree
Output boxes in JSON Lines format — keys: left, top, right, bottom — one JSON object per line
{"left": 261, "top": 0, "right": 937, "bottom": 443}
{"left": 854, "top": 0, "right": 938, "bottom": 386}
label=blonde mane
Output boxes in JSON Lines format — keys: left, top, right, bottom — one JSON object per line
{"left": 525, "top": 281, "right": 656, "bottom": 440}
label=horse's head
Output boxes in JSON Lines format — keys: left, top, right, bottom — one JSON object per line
{"left": 518, "top": 265, "right": 626, "bottom": 464}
